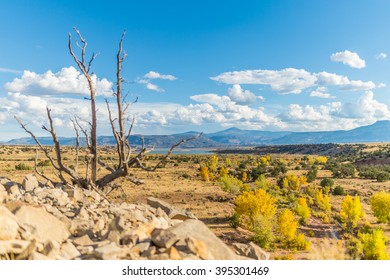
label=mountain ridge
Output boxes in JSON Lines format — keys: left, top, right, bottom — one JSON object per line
{"left": 4, "top": 120, "right": 390, "bottom": 147}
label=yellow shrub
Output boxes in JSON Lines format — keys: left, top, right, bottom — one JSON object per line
{"left": 219, "top": 166, "right": 229, "bottom": 177}
{"left": 254, "top": 174, "right": 270, "bottom": 190}
{"left": 279, "top": 174, "right": 307, "bottom": 191}
{"left": 370, "top": 191, "right": 390, "bottom": 223}
{"left": 315, "top": 156, "right": 328, "bottom": 164}
{"left": 358, "top": 229, "right": 389, "bottom": 260}
{"left": 220, "top": 175, "right": 244, "bottom": 194}
{"left": 314, "top": 189, "right": 331, "bottom": 212}
{"left": 277, "top": 209, "right": 298, "bottom": 242}
{"left": 340, "top": 195, "right": 365, "bottom": 229}
{"left": 200, "top": 166, "right": 209, "bottom": 182}
{"left": 208, "top": 155, "right": 219, "bottom": 172}
{"left": 235, "top": 189, "right": 277, "bottom": 230}
{"left": 296, "top": 197, "right": 311, "bottom": 224}
{"left": 242, "top": 171, "right": 248, "bottom": 182}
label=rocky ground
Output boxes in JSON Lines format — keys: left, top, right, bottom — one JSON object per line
{"left": 0, "top": 174, "right": 269, "bottom": 260}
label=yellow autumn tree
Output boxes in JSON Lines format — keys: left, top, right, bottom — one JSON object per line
{"left": 340, "top": 195, "right": 365, "bottom": 229}
{"left": 200, "top": 166, "right": 209, "bottom": 182}
{"left": 370, "top": 191, "right": 390, "bottom": 223}
{"left": 277, "top": 209, "right": 298, "bottom": 242}
{"left": 295, "top": 197, "right": 311, "bottom": 225}
{"left": 235, "top": 189, "right": 277, "bottom": 230}
{"left": 358, "top": 229, "right": 389, "bottom": 260}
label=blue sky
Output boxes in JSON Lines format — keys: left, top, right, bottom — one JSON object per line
{"left": 1, "top": 0, "right": 390, "bottom": 140}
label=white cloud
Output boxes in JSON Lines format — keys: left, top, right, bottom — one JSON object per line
{"left": 376, "top": 53, "right": 387, "bottom": 60}
{"left": 138, "top": 71, "right": 177, "bottom": 92}
{"left": 316, "top": 71, "right": 375, "bottom": 91}
{"left": 377, "top": 83, "right": 386, "bottom": 88}
{"left": 330, "top": 50, "right": 366, "bottom": 69}
{"left": 227, "top": 84, "right": 263, "bottom": 104}
{"left": 4, "top": 66, "right": 113, "bottom": 97}
{"left": 146, "top": 82, "right": 164, "bottom": 92}
{"left": 211, "top": 68, "right": 376, "bottom": 94}
{"left": 211, "top": 68, "right": 317, "bottom": 94}
{"left": 309, "top": 87, "right": 336, "bottom": 99}
{"left": 143, "top": 71, "right": 177, "bottom": 80}
{"left": 0, "top": 67, "right": 22, "bottom": 74}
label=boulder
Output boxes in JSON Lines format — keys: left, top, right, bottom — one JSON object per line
{"left": 151, "top": 228, "right": 180, "bottom": 248}
{"left": 94, "top": 242, "right": 126, "bottom": 260}
{"left": 147, "top": 197, "right": 197, "bottom": 220}
{"left": 22, "top": 174, "right": 39, "bottom": 192}
{"left": 232, "top": 242, "right": 270, "bottom": 260}
{"left": 13, "top": 205, "right": 70, "bottom": 244}
{"left": 0, "top": 216, "right": 19, "bottom": 240}
{"left": 167, "top": 219, "right": 243, "bottom": 260}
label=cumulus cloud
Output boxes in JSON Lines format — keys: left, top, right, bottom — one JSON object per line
{"left": 309, "top": 87, "right": 336, "bottom": 99}
{"left": 4, "top": 66, "right": 113, "bottom": 97}
{"left": 315, "top": 71, "right": 375, "bottom": 91}
{"left": 376, "top": 53, "right": 387, "bottom": 60}
{"left": 330, "top": 50, "right": 366, "bottom": 69}
{"left": 143, "top": 71, "right": 177, "bottom": 80}
{"left": 227, "top": 84, "right": 263, "bottom": 104}
{"left": 211, "top": 68, "right": 317, "bottom": 94}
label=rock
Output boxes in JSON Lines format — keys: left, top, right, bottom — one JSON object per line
{"left": 30, "top": 251, "right": 52, "bottom": 260}
{"left": 133, "top": 241, "right": 151, "bottom": 254}
{"left": 6, "top": 184, "right": 22, "bottom": 198}
{"left": 36, "top": 188, "right": 69, "bottom": 206}
{"left": 0, "top": 184, "right": 8, "bottom": 203}
{"left": 0, "top": 216, "right": 19, "bottom": 240}
{"left": 147, "top": 197, "right": 197, "bottom": 220}
{"left": 167, "top": 219, "right": 242, "bottom": 260}
{"left": 185, "top": 236, "right": 214, "bottom": 260}
{"left": 232, "top": 242, "right": 270, "bottom": 260}
{"left": 65, "top": 187, "right": 87, "bottom": 204}
{"left": 42, "top": 240, "right": 61, "bottom": 259}
{"left": 60, "top": 240, "right": 80, "bottom": 260}
{"left": 22, "top": 174, "right": 39, "bottom": 192}
{"left": 166, "top": 246, "right": 181, "bottom": 260}
{"left": 94, "top": 242, "right": 126, "bottom": 260}
{"left": 84, "top": 189, "right": 101, "bottom": 202}
{"left": 0, "top": 206, "right": 19, "bottom": 240}
{"left": 0, "top": 240, "right": 31, "bottom": 255}
{"left": 72, "top": 234, "right": 95, "bottom": 247}
{"left": 151, "top": 228, "right": 180, "bottom": 248}
{"left": 13, "top": 205, "right": 70, "bottom": 244}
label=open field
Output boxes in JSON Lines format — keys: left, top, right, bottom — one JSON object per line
{"left": 1, "top": 144, "right": 390, "bottom": 259}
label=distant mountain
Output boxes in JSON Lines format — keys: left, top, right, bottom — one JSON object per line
{"left": 205, "top": 127, "right": 291, "bottom": 145}
{"left": 5, "top": 120, "right": 390, "bottom": 147}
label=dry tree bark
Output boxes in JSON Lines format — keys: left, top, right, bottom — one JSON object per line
{"left": 15, "top": 28, "right": 201, "bottom": 190}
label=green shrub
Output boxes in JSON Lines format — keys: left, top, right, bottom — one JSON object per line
{"left": 15, "top": 163, "right": 32, "bottom": 170}
{"left": 332, "top": 185, "right": 346, "bottom": 196}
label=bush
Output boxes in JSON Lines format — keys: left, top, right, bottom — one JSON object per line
{"left": 200, "top": 166, "right": 209, "bottom": 182}
{"left": 357, "top": 229, "right": 389, "bottom": 260}
{"left": 252, "top": 217, "right": 274, "bottom": 249}
{"left": 15, "top": 163, "right": 32, "bottom": 170}
{"left": 306, "top": 165, "right": 318, "bottom": 183}
{"left": 295, "top": 197, "right": 311, "bottom": 225}
{"left": 278, "top": 174, "right": 307, "bottom": 191}
{"left": 314, "top": 189, "right": 331, "bottom": 212}
{"left": 234, "top": 189, "right": 276, "bottom": 230}
{"left": 254, "top": 174, "right": 270, "bottom": 190}
{"left": 370, "top": 191, "right": 390, "bottom": 223}
{"left": 277, "top": 209, "right": 298, "bottom": 242}
{"left": 332, "top": 185, "right": 346, "bottom": 196}
{"left": 37, "top": 159, "right": 51, "bottom": 167}
{"left": 340, "top": 195, "right": 365, "bottom": 229}
{"left": 220, "top": 175, "right": 245, "bottom": 195}
{"left": 290, "top": 233, "right": 311, "bottom": 251}
{"left": 320, "top": 178, "right": 334, "bottom": 190}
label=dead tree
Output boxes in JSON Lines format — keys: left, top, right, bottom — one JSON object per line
{"left": 15, "top": 28, "right": 201, "bottom": 190}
